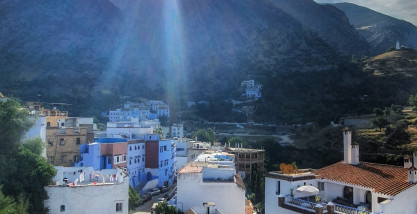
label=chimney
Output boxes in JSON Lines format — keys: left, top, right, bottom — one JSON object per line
{"left": 408, "top": 166, "right": 417, "bottom": 183}
{"left": 404, "top": 155, "right": 412, "bottom": 169}
{"left": 343, "top": 127, "right": 352, "bottom": 164}
{"left": 413, "top": 153, "right": 417, "bottom": 168}
{"left": 351, "top": 141, "right": 359, "bottom": 165}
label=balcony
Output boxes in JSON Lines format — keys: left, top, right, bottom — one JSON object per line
{"left": 278, "top": 196, "right": 382, "bottom": 214}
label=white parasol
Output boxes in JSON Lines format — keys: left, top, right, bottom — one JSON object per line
{"left": 296, "top": 185, "right": 319, "bottom": 196}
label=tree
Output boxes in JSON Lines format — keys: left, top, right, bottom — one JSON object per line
{"left": 0, "top": 186, "right": 27, "bottom": 214}
{"left": 192, "top": 129, "right": 216, "bottom": 143}
{"left": 153, "top": 202, "right": 181, "bottom": 214}
{"left": 158, "top": 116, "right": 169, "bottom": 127}
{"left": 408, "top": 94, "right": 417, "bottom": 109}
{"left": 0, "top": 98, "right": 34, "bottom": 155}
{"left": 0, "top": 99, "right": 56, "bottom": 213}
{"left": 128, "top": 186, "right": 142, "bottom": 210}
{"left": 372, "top": 117, "right": 389, "bottom": 131}
{"left": 228, "top": 136, "right": 245, "bottom": 147}
{"left": 373, "top": 108, "right": 383, "bottom": 116}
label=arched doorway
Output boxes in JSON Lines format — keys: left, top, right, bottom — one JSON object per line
{"left": 365, "top": 191, "right": 372, "bottom": 210}
{"left": 343, "top": 186, "right": 353, "bottom": 202}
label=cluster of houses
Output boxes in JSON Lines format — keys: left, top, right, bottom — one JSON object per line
{"left": 5, "top": 94, "right": 416, "bottom": 213}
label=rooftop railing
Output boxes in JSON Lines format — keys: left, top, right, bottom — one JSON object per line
{"left": 281, "top": 195, "right": 383, "bottom": 214}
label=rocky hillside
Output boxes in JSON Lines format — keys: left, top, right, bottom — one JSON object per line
{"left": 267, "top": 0, "right": 369, "bottom": 56}
{"left": 0, "top": 0, "right": 368, "bottom": 103}
{"left": 331, "top": 3, "right": 417, "bottom": 55}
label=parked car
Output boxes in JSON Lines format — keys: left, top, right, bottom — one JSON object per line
{"left": 149, "top": 187, "right": 161, "bottom": 196}
{"left": 159, "top": 186, "right": 169, "bottom": 193}
{"left": 141, "top": 193, "right": 152, "bottom": 202}
{"left": 156, "top": 198, "right": 166, "bottom": 203}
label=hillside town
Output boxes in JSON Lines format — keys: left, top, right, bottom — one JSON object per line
{"left": 3, "top": 91, "right": 417, "bottom": 214}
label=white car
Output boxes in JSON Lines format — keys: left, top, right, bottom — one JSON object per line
{"left": 149, "top": 187, "right": 161, "bottom": 196}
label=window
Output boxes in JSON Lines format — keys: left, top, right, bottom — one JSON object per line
{"left": 123, "top": 154, "right": 126, "bottom": 161}
{"left": 47, "top": 122, "right": 51, "bottom": 127}
{"left": 61, "top": 122, "right": 65, "bottom": 126}
{"left": 60, "top": 139, "right": 65, "bottom": 145}
{"left": 48, "top": 139, "right": 53, "bottom": 146}
{"left": 73, "top": 155, "right": 78, "bottom": 162}
{"left": 142, "top": 157, "right": 144, "bottom": 161}
{"left": 318, "top": 182, "right": 324, "bottom": 191}
{"left": 60, "top": 155, "right": 66, "bottom": 163}
{"left": 343, "top": 186, "right": 353, "bottom": 202}
{"left": 116, "top": 202, "right": 123, "bottom": 212}
{"left": 276, "top": 181, "right": 280, "bottom": 195}
{"left": 130, "top": 146, "right": 132, "bottom": 151}
{"left": 48, "top": 156, "right": 54, "bottom": 163}
{"left": 129, "top": 160, "right": 131, "bottom": 165}
{"left": 160, "top": 161, "right": 163, "bottom": 167}
{"left": 142, "top": 145, "right": 144, "bottom": 149}
{"left": 164, "top": 146, "right": 167, "bottom": 151}
{"left": 135, "top": 146, "right": 137, "bottom": 150}
{"left": 76, "top": 138, "right": 80, "bottom": 145}
{"left": 60, "top": 205, "right": 65, "bottom": 212}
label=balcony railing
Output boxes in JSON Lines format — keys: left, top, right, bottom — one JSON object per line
{"left": 281, "top": 196, "right": 383, "bottom": 214}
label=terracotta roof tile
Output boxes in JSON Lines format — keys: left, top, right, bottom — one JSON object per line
{"left": 314, "top": 161, "right": 416, "bottom": 196}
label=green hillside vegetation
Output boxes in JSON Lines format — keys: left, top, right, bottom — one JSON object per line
{"left": 255, "top": 49, "right": 417, "bottom": 126}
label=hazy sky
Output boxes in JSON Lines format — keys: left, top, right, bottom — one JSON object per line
{"left": 314, "top": 0, "right": 417, "bottom": 26}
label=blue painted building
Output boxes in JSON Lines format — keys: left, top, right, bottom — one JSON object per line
{"left": 127, "top": 140, "right": 146, "bottom": 188}
{"left": 144, "top": 134, "right": 176, "bottom": 188}
{"left": 75, "top": 138, "right": 128, "bottom": 170}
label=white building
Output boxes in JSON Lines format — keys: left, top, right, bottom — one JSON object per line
{"left": 171, "top": 123, "right": 184, "bottom": 138}
{"left": 265, "top": 128, "right": 417, "bottom": 214}
{"left": 24, "top": 116, "right": 47, "bottom": 157}
{"left": 241, "top": 80, "right": 262, "bottom": 100}
{"left": 106, "top": 122, "right": 153, "bottom": 139}
{"left": 177, "top": 151, "right": 246, "bottom": 214}
{"left": 45, "top": 166, "right": 129, "bottom": 214}
{"left": 175, "top": 138, "right": 190, "bottom": 171}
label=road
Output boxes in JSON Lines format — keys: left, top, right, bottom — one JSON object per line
{"left": 215, "top": 133, "right": 294, "bottom": 144}
{"left": 130, "top": 186, "right": 176, "bottom": 214}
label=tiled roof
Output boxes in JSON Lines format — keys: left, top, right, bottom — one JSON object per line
{"left": 314, "top": 161, "right": 416, "bottom": 196}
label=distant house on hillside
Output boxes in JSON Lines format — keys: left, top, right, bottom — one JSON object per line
{"left": 241, "top": 80, "right": 262, "bottom": 100}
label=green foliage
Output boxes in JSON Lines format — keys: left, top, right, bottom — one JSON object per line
{"left": 21, "top": 138, "right": 44, "bottom": 156}
{"left": 0, "top": 186, "right": 28, "bottom": 214}
{"left": 192, "top": 129, "right": 216, "bottom": 143}
{"left": 158, "top": 116, "right": 169, "bottom": 127}
{"left": 228, "top": 136, "right": 245, "bottom": 147}
{"left": 153, "top": 202, "right": 181, "bottom": 214}
{"left": 385, "top": 121, "right": 410, "bottom": 148}
{"left": 128, "top": 186, "right": 142, "bottom": 210}
{"left": 0, "top": 98, "right": 34, "bottom": 154}
{"left": 371, "top": 117, "right": 389, "bottom": 131}
{"left": 408, "top": 94, "right": 417, "bottom": 109}
{"left": 155, "top": 127, "right": 164, "bottom": 136}
{"left": 373, "top": 108, "right": 383, "bottom": 116}
{"left": 0, "top": 99, "right": 56, "bottom": 213}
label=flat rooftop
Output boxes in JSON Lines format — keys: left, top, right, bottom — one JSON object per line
{"left": 226, "top": 147, "right": 265, "bottom": 152}
{"left": 267, "top": 169, "right": 316, "bottom": 181}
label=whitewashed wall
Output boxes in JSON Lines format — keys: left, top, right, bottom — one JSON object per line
{"left": 45, "top": 178, "right": 129, "bottom": 214}
{"left": 178, "top": 172, "right": 245, "bottom": 214}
